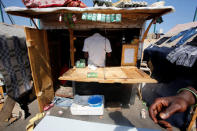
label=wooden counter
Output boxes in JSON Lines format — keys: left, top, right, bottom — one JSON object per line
{"left": 59, "top": 66, "right": 157, "bottom": 84}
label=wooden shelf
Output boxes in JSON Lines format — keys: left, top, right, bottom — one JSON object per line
{"left": 59, "top": 66, "right": 157, "bottom": 84}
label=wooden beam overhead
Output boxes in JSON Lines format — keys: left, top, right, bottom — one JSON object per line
{"left": 5, "top": 6, "right": 174, "bottom": 20}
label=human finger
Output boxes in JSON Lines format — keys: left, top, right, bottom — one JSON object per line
{"left": 149, "top": 98, "right": 166, "bottom": 123}
{"left": 149, "top": 105, "right": 158, "bottom": 123}
{"left": 156, "top": 103, "right": 162, "bottom": 112}
{"left": 158, "top": 120, "right": 173, "bottom": 131}
{"left": 159, "top": 103, "right": 181, "bottom": 120}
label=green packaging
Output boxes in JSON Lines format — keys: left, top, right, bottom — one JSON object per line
{"left": 111, "top": 14, "right": 115, "bottom": 22}
{"left": 80, "top": 59, "right": 85, "bottom": 63}
{"left": 101, "top": 14, "right": 106, "bottom": 22}
{"left": 79, "top": 63, "right": 85, "bottom": 68}
{"left": 106, "top": 14, "right": 111, "bottom": 23}
{"left": 87, "top": 13, "right": 93, "bottom": 21}
{"left": 116, "top": 14, "right": 122, "bottom": 22}
{"left": 92, "top": 13, "right": 97, "bottom": 21}
{"left": 87, "top": 72, "right": 98, "bottom": 78}
{"left": 97, "top": 13, "right": 102, "bottom": 21}
{"left": 76, "top": 60, "right": 80, "bottom": 68}
{"left": 76, "top": 59, "right": 86, "bottom": 68}
{"left": 82, "top": 13, "right": 88, "bottom": 20}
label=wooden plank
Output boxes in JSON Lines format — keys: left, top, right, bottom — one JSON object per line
{"left": 25, "top": 27, "right": 54, "bottom": 112}
{"left": 136, "top": 68, "right": 150, "bottom": 79}
{"left": 0, "top": 96, "right": 15, "bottom": 123}
{"left": 188, "top": 107, "right": 197, "bottom": 131}
{"left": 40, "top": 13, "right": 147, "bottom": 29}
{"left": 69, "top": 29, "right": 75, "bottom": 67}
{"left": 121, "top": 68, "right": 140, "bottom": 79}
{"left": 139, "top": 19, "right": 155, "bottom": 62}
{"left": 5, "top": 7, "right": 174, "bottom": 20}
{"left": 0, "top": 86, "right": 4, "bottom": 97}
{"left": 59, "top": 66, "right": 157, "bottom": 83}
{"left": 0, "top": 86, "right": 4, "bottom": 111}
{"left": 105, "top": 67, "right": 127, "bottom": 79}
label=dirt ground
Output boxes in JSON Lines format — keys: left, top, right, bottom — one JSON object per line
{"left": 2, "top": 82, "right": 182, "bottom": 131}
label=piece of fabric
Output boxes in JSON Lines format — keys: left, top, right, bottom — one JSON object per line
{"left": 176, "top": 27, "right": 197, "bottom": 45}
{"left": 53, "top": 96, "right": 73, "bottom": 107}
{"left": 166, "top": 45, "right": 197, "bottom": 67}
{"left": 0, "top": 36, "right": 32, "bottom": 99}
{"left": 22, "top": 0, "right": 87, "bottom": 8}
{"left": 187, "top": 35, "right": 197, "bottom": 46}
{"left": 166, "top": 27, "right": 197, "bottom": 46}
{"left": 83, "top": 33, "right": 112, "bottom": 67}
{"left": 26, "top": 113, "right": 45, "bottom": 131}
{"left": 155, "top": 37, "right": 171, "bottom": 45}
{"left": 166, "top": 29, "right": 188, "bottom": 43}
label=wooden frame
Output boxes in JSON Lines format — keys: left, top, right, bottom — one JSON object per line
{"left": 121, "top": 44, "right": 138, "bottom": 66}
{"left": 25, "top": 27, "right": 54, "bottom": 112}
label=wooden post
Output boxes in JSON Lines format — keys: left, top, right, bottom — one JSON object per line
{"left": 188, "top": 107, "right": 197, "bottom": 131}
{"left": 25, "top": 28, "right": 54, "bottom": 112}
{"left": 139, "top": 18, "right": 155, "bottom": 65}
{"left": 69, "top": 29, "right": 75, "bottom": 67}
{"left": 0, "top": 86, "right": 3, "bottom": 97}
{"left": 140, "top": 18, "right": 155, "bottom": 50}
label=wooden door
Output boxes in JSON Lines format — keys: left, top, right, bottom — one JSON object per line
{"left": 24, "top": 27, "right": 54, "bottom": 112}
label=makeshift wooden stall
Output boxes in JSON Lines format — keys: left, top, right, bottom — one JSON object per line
{"left": 6, "top": 6, "right": 174, "bottom": 112}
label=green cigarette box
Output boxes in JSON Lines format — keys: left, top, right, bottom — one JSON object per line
{"left": 87, "top": 72, "right": 98, "bottom": 78}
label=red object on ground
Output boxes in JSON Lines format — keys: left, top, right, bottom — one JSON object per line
{"left": 44, "top": 103, "right": 54, "bottom": 111}
{"left": 22, "top": 0, "right": 87, "bottom": 8}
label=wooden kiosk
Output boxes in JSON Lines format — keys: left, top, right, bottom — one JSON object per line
{"left": 6, "top": 6, "right": 174, "bottom": 112}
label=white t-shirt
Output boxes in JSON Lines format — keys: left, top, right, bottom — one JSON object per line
{"left": 83, "top": 33, "right": 112, "bottom": 67}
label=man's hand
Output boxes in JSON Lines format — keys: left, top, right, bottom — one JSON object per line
{"left": 149, "top": 88, "right": 196, "bottom": 130}
{"left": 84, "top": 52, "right": 88, "bottom": 59}
{"left": 107, "top": 52, "right": 111, "bottom": 57}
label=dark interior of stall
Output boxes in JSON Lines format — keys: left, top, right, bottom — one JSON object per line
{"left": 46, "top": 28, "right": 140, "bottom": 105}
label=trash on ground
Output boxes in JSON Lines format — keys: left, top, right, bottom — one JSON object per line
{"left": 141, "top": 109, "right": 146, "bottom": 119}
{"left": 55, "top": 86, "right": 73, "bottom": 98}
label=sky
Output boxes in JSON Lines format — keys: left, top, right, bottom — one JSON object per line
{"left": 1, "top": 0, "right": 197, "bottom": 33}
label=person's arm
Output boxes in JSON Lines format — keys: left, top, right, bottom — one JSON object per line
{"left": 105, "top": 38, "right": 112, "bottom": 54}
{"left": 84, "top": 52, "right": 88, "bottom": 65}
{"left": 149, "top": 86, "right": 196, "bottom": 130}
{"left": 84, "top": 52, "right": 88, "bottom": 59}
{"left": 105, "top": 39, "right": 112, "bottom": 66}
